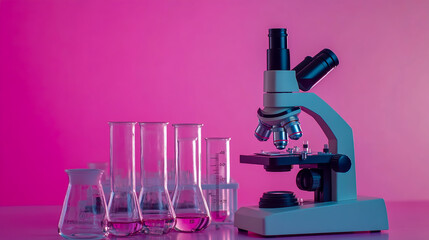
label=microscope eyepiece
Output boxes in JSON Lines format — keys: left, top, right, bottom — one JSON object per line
{"left": 268, "top": 28, "right": 288, "bottom": 49}
{"left": 267, "top": 28, "right": 290, "bottom": 71}
{"left": 294, "top": 48, "right": 339, "bottom": 91}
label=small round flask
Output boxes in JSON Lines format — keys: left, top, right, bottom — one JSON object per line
{"left": 58, "top": 169, "right": 108, "bottom": 239}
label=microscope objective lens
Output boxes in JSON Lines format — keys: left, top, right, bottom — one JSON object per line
{"left": 255, "top": 120, "right": 272, "bottom": 141}
{"left": 283, "top": 115, "right": 303, "bottom": 140}
{"left": 272, "top": 126, "right": 288, "bottom": 150}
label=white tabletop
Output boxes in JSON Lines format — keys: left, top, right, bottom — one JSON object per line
{"left": 0, "top": 202, "right": 427, "bottom": 240}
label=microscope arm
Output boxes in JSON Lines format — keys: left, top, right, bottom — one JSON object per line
{"left": 264, "top": 92, "right": 357, "bottom": 201}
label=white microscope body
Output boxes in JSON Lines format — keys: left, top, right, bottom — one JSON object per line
{"left": 234, "top": 29, "right": 388, "bottom": 236}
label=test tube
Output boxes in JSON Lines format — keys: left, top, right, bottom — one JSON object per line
{"left": 205, "top": 137, "right": 231, "bottom": 223}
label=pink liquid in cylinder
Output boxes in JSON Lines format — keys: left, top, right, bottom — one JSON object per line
{"left": 142, "top": 214, "right": 176, "bottom": 235}
{"left": 174, "top": 213, "right": 211, "bottom": 232}
{"left": 107, "top": 220, "right": 142, "bottom": 236}
{"left": 210, "top": 210, "right": 228, "bottom": 222}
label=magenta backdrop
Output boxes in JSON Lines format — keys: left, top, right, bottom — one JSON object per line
{"left": 1, "top": 0, "right": 429, "bottom": 206}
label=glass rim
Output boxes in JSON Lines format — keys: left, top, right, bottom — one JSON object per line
{"left": 172, "top": 123, "right": 203, "bottom": 127}
{"left": 65, "top": 169, "right": 104, "bottom": 174}
{"left": 108, "top": 121, "right": 137, "bottom": 124}
{"left": 205, "top": 137, "right": 231, "bottom": 141}
{"left": 139, "top": 122, "right": 169, "bottom": 125}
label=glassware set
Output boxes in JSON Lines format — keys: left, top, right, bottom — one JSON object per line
{"left": 59, "top": 122, "right": 225, "bottom": 238}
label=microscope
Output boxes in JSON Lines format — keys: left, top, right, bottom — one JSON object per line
{"left": 234, "top": 29, "right": 389, "bottom": 236}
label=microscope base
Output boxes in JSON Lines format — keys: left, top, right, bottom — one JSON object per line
{"left": 234, "top": 196, "right": 388, "bottom": 236}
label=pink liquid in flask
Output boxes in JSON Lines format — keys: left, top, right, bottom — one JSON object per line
{"left": 142, "top": 214, "right": 176, "bottom": 235}
{"left": 175, "top": 213, "right": 211, "bottom": 232}
{"left": 211, "top": 210, "right": 228, "bottom": 222}
{"left": 107, "top": 220, "right": 143, "bottom": 236}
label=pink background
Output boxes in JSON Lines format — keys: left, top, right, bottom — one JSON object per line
{"left": 1, "top": 0, "right": 429, "bottom": 206}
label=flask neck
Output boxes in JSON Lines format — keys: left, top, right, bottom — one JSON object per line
{"left": 109, "top": 122, "right": 137, "bottom": 192}
{"left": 66, "top": 169, "right": 103, "bottom": 185}
{"left": 177, "top": 138, "right": 200, "bottom": 186}
{"left": 140, "top": 122, "right": 168, "bottom": 188}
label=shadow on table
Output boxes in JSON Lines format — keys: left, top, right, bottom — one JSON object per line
{"left": 237, "top": 230, "right": 389, "bottom": 240}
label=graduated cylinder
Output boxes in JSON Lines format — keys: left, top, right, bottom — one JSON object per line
{"left": 206, "top": 137, "right": 231, "bottom": 223}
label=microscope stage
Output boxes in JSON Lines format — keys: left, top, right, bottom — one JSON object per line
{"left": 240, "top": 153, "right": 333, "bottom": 166}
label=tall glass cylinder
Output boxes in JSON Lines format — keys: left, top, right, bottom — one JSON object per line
{"left": 172, "top": 124, "right": 211, "bottom": 232}
{"left": 139, "top": 122, "right": 176, "bottom": 235}
{"left": 107, "top": 122, "right": 142, "bottom": 236}
{"left": 206, "top": 138, "right": 231, "bottom": 223}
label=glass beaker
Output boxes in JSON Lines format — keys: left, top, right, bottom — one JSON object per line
{"left": 205, "top": 137, "right": 231, "bottom": 223}
{"left": 107, "top": 122, "right": 142, "bottom": 236}
{"left": 139, "top": 122, "right": 176, "bottom": 235}
{"left": 58, "top": 169, "right": 108, "bottom": 239}
{"left": 172, "top": 124, "right": 211, "bottom": 232}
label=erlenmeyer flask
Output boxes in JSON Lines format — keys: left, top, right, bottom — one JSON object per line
{"left": 139, "top": 122, "right": 176, "bottom": 235}
{"left": 172, "top": 124, "right": 211, "bottom": 232}
{"left": 58, "top": 169, "right": 108, "bottom": 239}
{"left": 107, "top": 122, "right": 142, "bottom": 236}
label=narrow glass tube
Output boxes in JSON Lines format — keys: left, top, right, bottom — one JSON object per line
{"left": 107, "top": 122, "right": 142, "bottom": 236}
{"left": 139, "top": 122, "right": 176, "bottom": 235}
{"left": 172, "top": 124, "right": 211, "bottom": 232}
{"left": 206, "top": 138, "right": 231, "bottom": 223}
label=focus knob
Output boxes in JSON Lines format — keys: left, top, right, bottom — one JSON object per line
{"left": 331, "top": 154, "right": 352, "bottom": 173}
{"left": 296, "top": 169, "right": 321, "bottom": 191}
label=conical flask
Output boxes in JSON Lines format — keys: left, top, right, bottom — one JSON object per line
{"left": 107, "top": 122, "right": 142, "bottom": 236}
{"left": 172, "top": 124, "right": 211, "bottom": 232}
{"left": 139, "top": 122, "right": 176, "bottom": 235}
{"left": 58, "top": 169, "right": 108, "bottom": 239}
